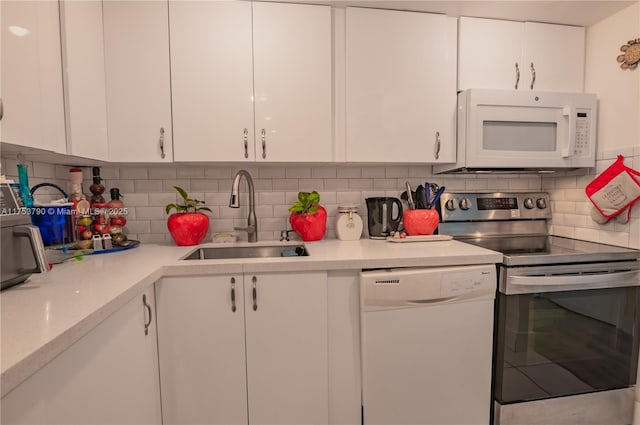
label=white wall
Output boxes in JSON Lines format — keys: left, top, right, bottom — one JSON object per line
{"left": 544, "top": 2, "right": 640, "bottom": 250}
{"left": 584, "top": 2, "right": 639, "bottom": 153}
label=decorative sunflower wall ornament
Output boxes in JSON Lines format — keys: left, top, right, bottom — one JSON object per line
{"left": 617, "top": 38, "right": 640, "bottom": 69}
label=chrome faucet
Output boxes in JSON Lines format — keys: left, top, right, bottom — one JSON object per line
{"left": 229, "top": 169, "right": 258, "bottom": 242}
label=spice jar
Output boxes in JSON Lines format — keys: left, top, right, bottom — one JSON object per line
{"left": 335, "top": 204, "right": 363, "bottom": 241}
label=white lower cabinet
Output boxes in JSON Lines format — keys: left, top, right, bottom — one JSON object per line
{"left": 0, "top": 287, "right": 162, "bottom": 424}
{"left": 157, "top": 271, "right": 329, "bottom": 425}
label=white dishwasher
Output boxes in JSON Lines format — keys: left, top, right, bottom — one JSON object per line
{"left": 361, "top": 264, "right": 496, "bottom": 425}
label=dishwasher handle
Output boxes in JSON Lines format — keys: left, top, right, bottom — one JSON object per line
{"left": 506, "top": 269, "right": 639, "bottom": 294}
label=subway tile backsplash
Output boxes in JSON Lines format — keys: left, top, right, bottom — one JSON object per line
{"left": 2, "top": 155, "right": 638, "bottom": 249}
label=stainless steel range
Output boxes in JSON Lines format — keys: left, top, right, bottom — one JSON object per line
{"left": 438, "top": 192, "right": 640, "bottom": 425}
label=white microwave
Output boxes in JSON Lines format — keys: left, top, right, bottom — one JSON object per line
{"left": 434, "top": 89, "right": 597, "bottom": 173}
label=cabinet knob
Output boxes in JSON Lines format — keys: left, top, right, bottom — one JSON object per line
{"left": 530, "top": 62, "right": 536, "bottom": 90}
{"left": 515, "top": 62, "right": 520, "bottom": 90}
{"left": 433, "top": 131, "right": 441, "bottom": 160}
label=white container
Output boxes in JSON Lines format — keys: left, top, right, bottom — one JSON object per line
{"left": 335, "top": 204, "right": 363, "bottom": 241}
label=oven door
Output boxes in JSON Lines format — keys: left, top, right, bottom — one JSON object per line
{"left": 494, "top": 261, "right": 640, "bottom": 404}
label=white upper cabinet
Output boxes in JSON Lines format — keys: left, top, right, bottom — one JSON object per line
{"left": 522, "top": 21, "right": 585, "bottom": 92}
{"left": 345, "top": 7, "right": 457, "bottom": 163}
{"left": 59, "top": 0, "right": 108, "bottom": 161}
{"left": 103, "top": 0, "right": 173, "bottom": 162}
{"left": 458, "top": 17, "right": 585, "bottom": 92}
{"left": 171, "top": 1, "right": 332, "bottom": 162}
{"left": 0, "top": 1, "right": 66, "bottom": 153}
{"left": 252, "top": 2, "right": 332, "bottom": 162}
{"left": 170, "top": 1, "right": 254, "bottom": 162}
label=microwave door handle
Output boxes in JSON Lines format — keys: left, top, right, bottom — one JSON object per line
{"left": 509, "top": 270, "right": 639, "bottom": 293}
{"left": 14, "top": 225, "right": 50, "bottom": 274}
{"left": 561, "top": 105, "right": 576, "bottom": 158}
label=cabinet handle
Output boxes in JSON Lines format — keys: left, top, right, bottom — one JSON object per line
{"left": 530, "top": 62, "right": 536, "bottom": 90}
{"left": 0, "top": 98, "right": 4, "bottom": 121}
{"left": 252, "top": 276, "right": 258, "bottom": 311}
{"left": 243, "top": 128, "right": 249, "bottom": 159}
{"left": 433, "top": 131, "right": 441, "bottom": 160}
{"left": 261, "top": 129, "right": 266, "bottom": 159}
{"left": 142, "top": 294, "right": 152, "bottom": 336}
{"left": 230, "top": 277, "right": 237, "bottom": 313}
{"left": 514, "top": 62, "right": 520, "bottom": 90}
{"left": 159, "top": 127, "right": 166, "bottom": 159}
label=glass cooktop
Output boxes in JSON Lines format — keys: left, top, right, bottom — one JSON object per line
{"left": 457, "top": 235, "right": 640, "bottom": 266}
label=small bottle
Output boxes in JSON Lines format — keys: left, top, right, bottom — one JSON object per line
{"left": 89, "top": 167, "right": 106, "bottom": 206}
{"left": 68, "top": 167, "right": 90, "bottom": 243}
{"left": 108, "top": 188, "right": 127, "bottom": 245}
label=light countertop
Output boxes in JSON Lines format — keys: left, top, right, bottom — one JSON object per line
{"left": 1, "top": 238, "right": 501, "bottom": 397}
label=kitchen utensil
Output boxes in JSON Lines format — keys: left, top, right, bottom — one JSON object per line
{"left": 424, "top": 182, "right": 446, "bottom": 209}
{"left": 365, "top": 197, "right": 403, "bottom": 239}
{"left": 405, "top": 182, "right": 416, "bottom": 210}
{"left": 415, "top": 185, "right": 427, "bottom": 209}
{"left": 430, "top": 186, "right": 446, "bottom": 209}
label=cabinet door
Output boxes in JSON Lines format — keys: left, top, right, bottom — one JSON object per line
{"left": 252, "top": 2, "right": 333, "bottom": 162}
{"left": 1, "top": 287, "right": 162, "bottom": 424}
{"left": 170, "top": 0, "right": 254, "bottom": 162}
{"left": 103, "top": 0, "right": 172, "bottom": 162}
{"left": 458, "top": 17, "right": 524, "bottom": 91}
{"left": 523, "top": 22, "right": 585, "bottom": 92}
{"left": 346, "top": 8, "right": 457, "bottom": 163}
{"left": 156, "top": 275, "right": 248, "bottom": 425}
{"left": 0, "top": 0, "right": 66, "bottom": 153}
{"left": 59, "top": 0, "right": 108, "bottom": 160}
{"left": 244, "top": 272, "right": 328, "bottom": 424}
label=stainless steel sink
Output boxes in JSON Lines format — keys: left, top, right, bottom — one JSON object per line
{"left": 183, "top": 245, "right": 308, "bottom": 260}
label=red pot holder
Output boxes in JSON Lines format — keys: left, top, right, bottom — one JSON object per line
{"left": 585, "top": 155, "right": 640, "bottom": 223}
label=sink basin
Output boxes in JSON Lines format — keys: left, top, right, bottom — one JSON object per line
{"left": 183, "top": 245, "right": 308, "bottom": 260}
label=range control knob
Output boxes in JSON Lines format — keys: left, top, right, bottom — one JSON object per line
{"left": 523, "top": 198, "right": 535, "bottom": 209}
{"left": 445, "top": 199, "right": 457, "bottom": 211}
{"left": 459, "top": 198, "right": 471, "bottom": 210}
{"left": 536, "top": 198, "right": 547, "bottom": 209}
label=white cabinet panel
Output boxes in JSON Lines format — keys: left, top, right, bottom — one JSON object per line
{"left": 1, "top": 287, "right": 162, "bottom": 424}
{"left": 458, "top": 17, "right": 523, "bottom": 91}
{"left": 103, "top": 0, "right": 172, "bottom": 162}
{"left": 523, "top": 22, "right": 585, "bottom": 92}
{"left": 245, "top": 272, "right": 328, "bottom": 424}
{"left": 157, "top": 274, "right": 248, "bottom": 425}
{"left": 59, "top": 0, "right": 108, "bottom": 160}
{"left": 458, "top": 17, "right": 585, "bottom": 92}
{"left": 170, "top": 0, "right": 254, "bottom": 162}
{"left": 346, "top": 7, "right": 457, "bottom": 163}
{"left": 0, "top": 1, "right": 66, "bottom": 153}
{"left": 252, "top": 2, "right": 333, "bottom": 162}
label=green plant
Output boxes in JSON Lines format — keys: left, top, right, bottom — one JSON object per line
{"left": 288, "top": 191, "right": 320, "bottom": 214}
{"left": 165, "top": 186, "right": 212, "bottom": 214}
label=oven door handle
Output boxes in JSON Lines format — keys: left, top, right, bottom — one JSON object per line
{"left": 508, "top": 270, "right": 639, "bottom": 293}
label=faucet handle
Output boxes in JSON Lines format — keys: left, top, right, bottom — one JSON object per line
{"left": 280, "top": 229, "right": 295, "bottom": 242}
